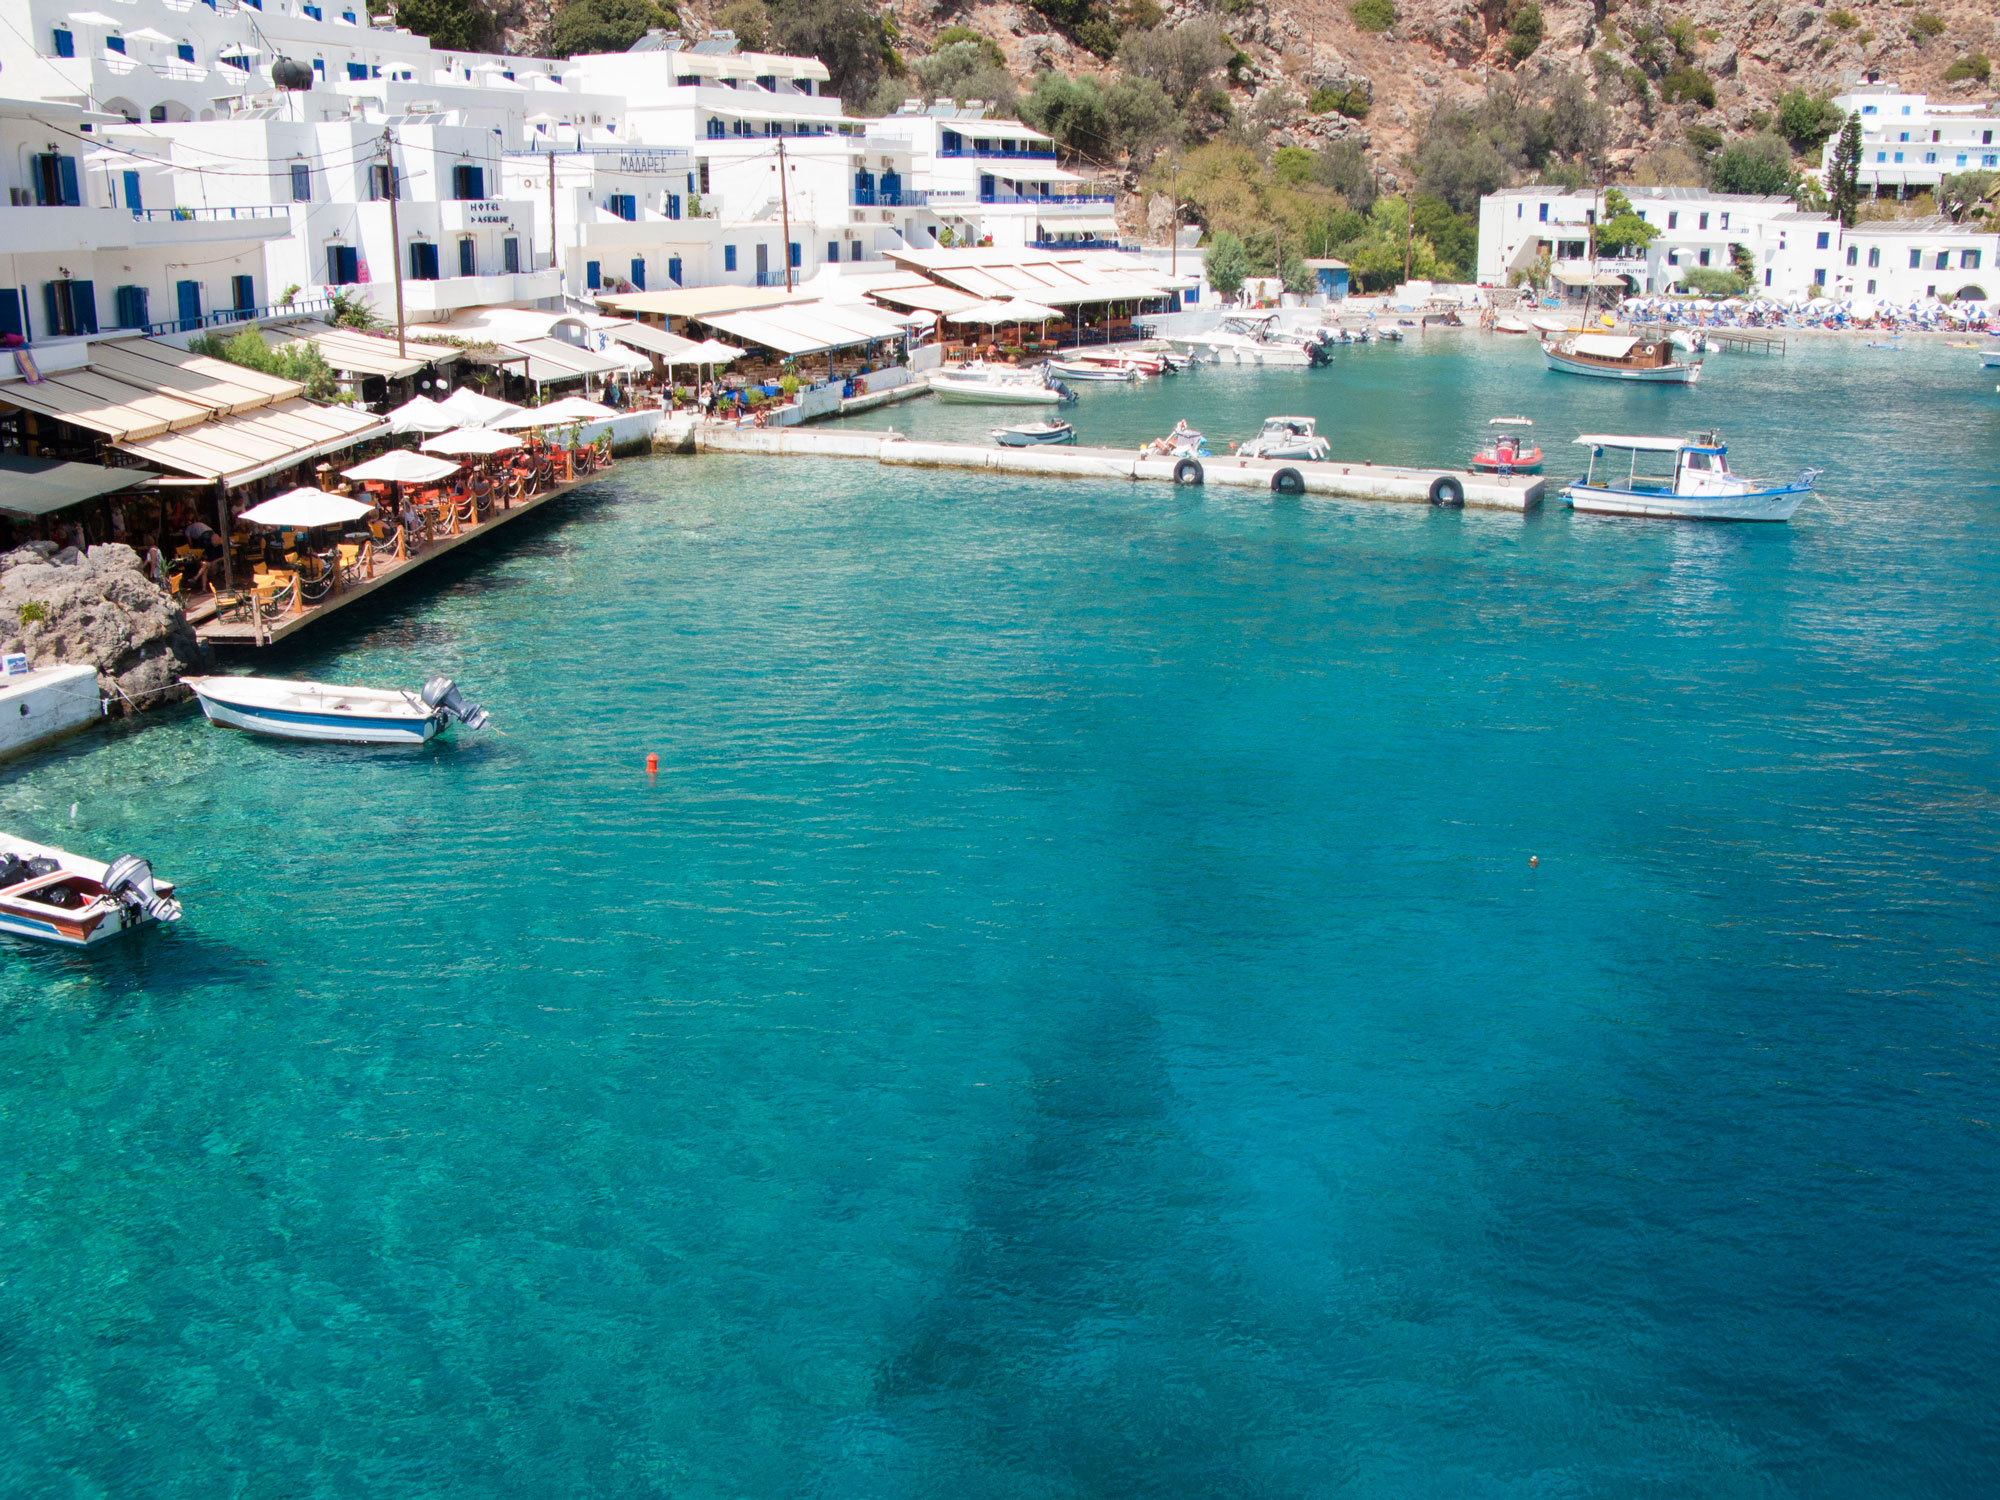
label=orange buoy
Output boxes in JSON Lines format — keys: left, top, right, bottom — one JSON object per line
{"left": 645, "top": 753, "right": 658, "bottom": 774}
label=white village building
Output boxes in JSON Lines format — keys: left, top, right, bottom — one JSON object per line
{"left": 1822, "top": 80, "right": 2000, "bottom": 199}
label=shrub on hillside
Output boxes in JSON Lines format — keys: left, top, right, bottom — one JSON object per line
{"left": 1117, "top": 20, "right": 1231, "bottom": 105}
{"left": 1777, "top": 90, "right": 1842, "bottom": 152}
{"left": 1349, "top": 0, "right": 1396, "bottom": 35}
{"left": 1909, "top": 12, "right": 1947, "bottom": 40}
{"left": 1827, "top": 7, "right": 1858, "bottom": 27}
{"left": 1105, "top": 76, "right": 1182, "bottom": 162}
{"left": 1504, "top": 1, "right": 1544, "bottom": 63}
{"left": 934, "top": 25, "right": 1006, "bottom": 66}
{"left": 1943, "top": 53, "right": 1992, "bottom": 84}
{"left": 542, "top": 0, "right": 678, "bottom": 57}
{"left": 1309, "top": 84, "right": 1370, "bottom": 120}
{"left": 1661, "top": 67, "right": 1716, "bottom": 108}
{"left": 715, "top": 0, "right": 770, "bottom": 49}
{"left": 390, "top": 0, "right": 491, "bottom": 50}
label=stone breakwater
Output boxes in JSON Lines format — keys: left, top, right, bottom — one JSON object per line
{"left": 0, "top": 543, "right": 201, "bottom": 710}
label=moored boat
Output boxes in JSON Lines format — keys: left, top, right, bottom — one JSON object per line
{"left": 930, "top": 365, "right": 1070, "bottom": 404}
{"left": 1563, "top": 431, "right": 1820, "bottom": 521}
{"left": 0, "top": 834, "right": 180, "bottom": 947}
{"left": 1470, "top": 416, "right": 1542, "bottom": 473}
{"left": 1236, "top": 415, "right": 1330, "bottom": 461}
{"left": 184, "top": 675, "right": 490, "bottom": 745}
{"left": 993, "top": 419, "right": 1077, "bottom": 447}
{"left": 1542, "top": 332, "right": 1702, "bottom": 383}
{"left": 1046, "top": 357, "right": 1138, "bottom": 382}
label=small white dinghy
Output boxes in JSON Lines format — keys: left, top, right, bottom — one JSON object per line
{"left": 0, "top": 834, "right": 180, "bottom": 947}
{"left": 184, "top": 675, "right": 490, "bottom": 745}
{"left": 992, "top": 419, "right": 1076, "bottom": 447}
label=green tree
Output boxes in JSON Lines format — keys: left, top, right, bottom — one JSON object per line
{"left": 1116, "top": 19, "right": 1230, "bottom": 105}
{"left": 1710, "top": 134, "right": 1793, "bottom": 195}
{"left": 1776, "top": 90, "right": 1842, "bottom": 153}
{"left": 1595, "top": 187, "right": 1661, "bottom": 256}
{"left": 1410, "top": 195, "right": 1475, "bottom": 278}
{"left": 715, "top": 0, "right": 771, "bottom": 49}
{"left": 1205, "top": 230, "right": 1249, "bottom": 297}
{"left": 1104, "top": 76, "right": 1181, "bottom": 163}
{"left": 1829, "top": 114, "right": 1863, "bottom": 226}
{"left": 934, "top": 25, "right": 1006, "bottom": 66}
{"left": 542, "top": 0, "right": 679, "bottom": 58}
{"left": 1349, "top": 0, "right": 1395, "bottom": 33}
{"left": 1679, "top": 267, "right": 1747, "bottom": 296}
{"left": 911, "top": 40, "right": 1016, "bottom": 111}
{"left": 387, "top": 0, "right": 490, "bottom": 49}
{"left": 1019, "top": 72, "right": 1109, "bottom": 154}
{"left": 1281, "top": 249, "right": 1312, "bottom": 294}
{"left": 770, "top": 0, "right": 898, "bottom": 105}
{"left": 1313, "top": 140, "right": 1376, "bottom": 211}
{"left": 1504, "top": 1, "right": 1543, "bottom": 63}
{"left": 1938, "top": 170, "right": 1999, "bottom": 222}
{"left": 189, "top": 330, "right": 342, "bottom": 402}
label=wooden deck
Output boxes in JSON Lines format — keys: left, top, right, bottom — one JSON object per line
{"left": 1631, "top": 322, "right": 1787, "bottom": 354}
{"left": 196, "top": 468, "right": 610, "bottom": 647}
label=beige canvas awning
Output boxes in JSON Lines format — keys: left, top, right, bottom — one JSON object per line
{"left": 0, "top": 335, "right": 301, "bottom": 441}
{"left": 115, "top": 399, "right": 387, "bottom": 486}
{"left": 264, "top": 323, "right": 458, "bottom": 380}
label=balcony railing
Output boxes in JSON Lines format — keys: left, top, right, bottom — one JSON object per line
{"left": 850, "top": 188, "right": 928, "bottom": 206}
{"left": 755, "top": 269, "right": 803, "bottom": 287}
{"left": 978, "top": 191, "right": 1118, "bottom": 206}
{"left": 940, "top": 146, "right": 1057, "bottom": 160}
{"left": 141, "top": 292, "right": 335, "bottom": 338}
{"left": 1031, "top": 236, "right": 1121, "bottom": 250}
{"left": 132, "top": 205, "right": 289, "bottom": 221}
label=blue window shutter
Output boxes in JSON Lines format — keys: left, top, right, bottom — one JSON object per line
{"left": 827, "top": 241, "right": 837, "bottom": 263}
{"left": 667, "top": 256, "right": 682, "bottom": 285}
{"left": 630, "top": 258, "right": 645, "bottom": 289}
{"left": 789, "top": 242, "right": 801, "bottom": 267}
{"left": 53, "top": 28, "right": 74, "bottom": 57}
{"left": 58, "top": 155, "right": 80, "bottom": 206}
{"left": 43, "top": 282, "right": 62, "bottom": 336}
{"left": 3, "top": 289, "right": 29, "bottom": 338}
{"left": 666, "top": 194, "right": 680, "bottom": 220}
{"left": 123, "top": 170, "right": 142, "bottom": 213}
{"left": 106, "top": 35, "right": 125, "bottom": 53}
{"left": 724, "top": 245, "right": 736, "bottom": 271}
{"left": 459, "top": 238, "right": 474, "bottom": 276}
{"left": 232, "top": 274, "right": 254, "bottom": 310}
{"left": 586, "top": 260, "right": 600, "bottom": 289}
{"left": 471, "top": 166, "right": 484, "bottom": 198}
{"left": 71, "top": 281, "right": 96, "bottom": 335}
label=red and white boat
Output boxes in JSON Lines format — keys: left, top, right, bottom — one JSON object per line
{"left": 0, "top": 834, "right": 180, "bottom": 947}
{"left": 1470, "top": 417, "right": 1542, "bottom": 473}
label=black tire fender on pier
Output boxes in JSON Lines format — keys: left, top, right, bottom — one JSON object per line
{"left": 1271, "top": 467, "right": 1306, "bottom": 496}
{"left": 1429, "top": 475, "right": 1465, "bottom": 508}
{"left": 1174, "top": 457, "right": 1205, "bottom": 487}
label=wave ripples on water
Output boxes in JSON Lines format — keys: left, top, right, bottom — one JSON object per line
{"left": 0, "top": 339, "right": 1995, "bottom": 1497}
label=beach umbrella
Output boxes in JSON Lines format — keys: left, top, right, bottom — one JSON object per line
{"left": 421, "top": 427, "right": 522, "bottom": 456}
{"left": 342, "top": 451, "right": 461, "bottom": 484}
{"left": 689, "top": 339, "right": 743, "bottom": 362}
{"left": 237, "top": 488, "right": 375, "bottom": 528}
{"left": 492, "top": 396, "right": 617, "bottom": 429}
{"left": 383, "top": 394, "right": 457, "bottom": 435}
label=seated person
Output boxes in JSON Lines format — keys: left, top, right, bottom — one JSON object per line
{"left": 183, "top": 521, "right": 226, "bottom": 592}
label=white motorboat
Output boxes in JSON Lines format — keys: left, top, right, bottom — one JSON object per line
{"left": 0, "top": 833, "right": 179, "bottom": 947}
{"left": 184, "top": 675, "right": 490, "bottom": 745}
{"left": 1046, "top": 357, "right": 1138, "bottom": 382}
{"left": 1172, "top": 331, "right": 1318, "bottom": 367}
{"left": 1236, "top": 415, "right": 1330, "bottom": 461}
{"left": 929, "top": 365, "right": 1068, "bottom": 405}
{"left": 1492, "top": 313, "right": 1533, "bottom": 334}
{"left": 1564, "top": 432, "right": 1820, "bottom": 521}
{"left": 993, "top": 419, "right": 1077, "bottom": 447}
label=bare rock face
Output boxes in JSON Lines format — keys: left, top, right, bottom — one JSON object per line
{"left": 0, "top": 544, "right": 201, "bottom": 710}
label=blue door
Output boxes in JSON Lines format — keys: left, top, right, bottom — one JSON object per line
{"left": 231, "top": 274, "right": 255, "bottom": 313}
{"left": 979, "top": 174, "right": 995, "bottom": 203}
{"left": 327, "top": 245, "right": 358, "bottom": 284}
{"left": 629, "top": 258, "right": 645, "bottom": 290}
{"left": 458, "top": 238, "right": 475, "bottom": 276}
{"left": 880, "top": 171, "right": 900, "bottom": 205}
{"left": 667, "top": 256, "right": 682, "bottom": 286}
{"left": 409, "top": 242, "right": 439, "bottom": 281}
{"left": 123, "top": 170, "right": 142, "bottom": 213}
{"left": 176, "top": 279, "right": 201, "bottom": 331}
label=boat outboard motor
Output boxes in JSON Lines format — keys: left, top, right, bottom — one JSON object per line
{"left": 421, "top": 676, "right": 491, "bottom": 731}
{"left": 103, "top": 855, "right": 182, "bottom": 924}
{"left": 1052, "top": 379, "right": 1077, "bottom": 402}
{"left": 1307, "top": 339, "right": 1333, "bottom": 368}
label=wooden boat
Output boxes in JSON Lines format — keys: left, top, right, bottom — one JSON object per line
{"left": 184, "top": 675, "right": 490, "bottom": 745}
{"left": 0, "top": 834, "right": 179, "bottom": 947}
{"left": 993, "top": 419, "right": 1076, "bottom": 447}
{"left": 1563, "top": 432, "right": 1820, "bottom": 521}
{"left": 1470, "top": 417, "right": 1542, "bottom": 473}
{"left": 1542, "top": 333, "right": 1702, "bottom": 383}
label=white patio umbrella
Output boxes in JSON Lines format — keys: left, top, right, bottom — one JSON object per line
{"left": 433, "top": 388, "right": 525, "bottom": 427}
{"left": 342, "top": 451, "right": 462, "bottom": 484}
{"left": 123, "top": 26, "right": 176, "bottom": 43}
{"left": 689, "top": 339, "right": 744, "bottom": 362}
{"left": 384, "top": 394, "right": 458, "bottom": 435}
{"left": 237, "top": 489, "right": 375, "bottom": 528}
{"left": 421, "top": 427, "right": 522, "bottom": 455}
{"left": 492, "top": 396, "right": 617, "bottom": 428}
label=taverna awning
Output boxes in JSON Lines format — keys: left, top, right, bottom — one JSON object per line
{"left": 950, "top": 298, "right": 1064, "bottom": 323}
{"left": 267, "top": 322, "right": 459, "bottom": 380}
{"left": 116, "top": 400, "right": 386, "bottom": 485}
{"left": 503, "top": 337, "right": 623, "bottom": 385}
{"left": 0, "top": 455, "right": 155, "bottom": 517}
{"left": 606, "top": 321, "right": 704, "bottom": 360}
{"left": 696, "top": 303, "right": 911, "bottom": 357}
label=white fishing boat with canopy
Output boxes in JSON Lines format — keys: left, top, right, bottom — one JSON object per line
{"left": 1564, "top": 432, "right": 1820, "bottom": 521}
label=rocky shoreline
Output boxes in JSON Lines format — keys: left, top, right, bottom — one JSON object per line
{"left": 0, "top": 543, "right": 202, "bottom": 712}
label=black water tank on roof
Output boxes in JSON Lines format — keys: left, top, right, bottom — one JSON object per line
{"left": 272, "top": 56, "right": 313, "bottom": 91}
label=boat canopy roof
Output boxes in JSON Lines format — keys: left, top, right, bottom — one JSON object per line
{"left": 1263, "top": 415, "right": 1315, "bottom": 427}
{"left": 1575, "top": 433, "right": 1731, "bottom": 453}
{"left": 1571, "top": 333, "right": 1640, "bottom": 358}
{"left": 1488, "top": 416, "right": 1533, "bottom": 427}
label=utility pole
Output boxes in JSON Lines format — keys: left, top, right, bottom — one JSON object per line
{"left": 382, "top": 127, "right": 406, "bottom": 358}
{"left": 1403, "top": 194, "right": 1414, "bottom": 283}
{"left": 547, "top": 145, "right": 558, "bottom": 282}
{"left": 777, "top": 136, "right": 793, "bottom": 292}
{"left": 1275, "top": 221, "right": 1282, "bottom": 299}
{"left": 1169, "top": 162, "right": 1179, "bottom": 277}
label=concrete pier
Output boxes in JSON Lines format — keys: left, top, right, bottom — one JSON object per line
{"left": 690, "top": 428, "right": 1545, "bottom": 511}
{"left": 0, "top": 665, "right": 102, "bottom": 762}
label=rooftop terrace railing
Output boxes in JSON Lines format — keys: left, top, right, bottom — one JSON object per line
{"left": 851, "top": 188, "right": 929, "bottom": 206}
{"left": 940, "top": 145, "right": 1057, "bottom": 160}
{"left": 979, "top": 191, "right": 1118, "bottom": 206}
{"left": 141, "top": 292, "right": 335, "bottom": 338}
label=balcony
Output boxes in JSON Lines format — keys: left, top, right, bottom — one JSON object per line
{"left": 141, "top": 292, "right": 337, "bottom": 338}
{"left": 388, "top": 269, "right": 560, "bottom": 314}
{"left": 850, "top": 188, "right": 929, "bottom": 207}
{"left": 976, "top": 191, "right": 1118, "bottom": 207}
{"left": 940, "top": 146, "right": 1057, "bottom": 161}
{"left": 2, "top": 204, "right": 289, "bottom": 255}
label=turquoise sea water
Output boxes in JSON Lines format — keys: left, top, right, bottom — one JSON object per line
{"left": 2, "top": 336, "right": 1997, "bottom": 1496}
